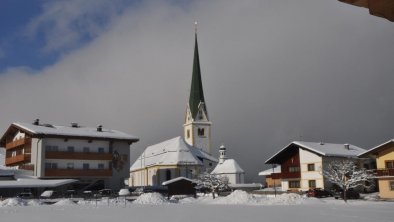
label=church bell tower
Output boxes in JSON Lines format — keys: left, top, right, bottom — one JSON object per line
{"left": 184, "top": 22, "right": 212, "bottom": 154}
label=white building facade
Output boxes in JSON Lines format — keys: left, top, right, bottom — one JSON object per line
{"left": 0, "top": 120, "right": 139, "bottom": 190}
{"left": 211, "top": 145, "right": 245, "bottom": 184}
{"left": 265, "top": 141, "right": 366, "bottom": 191}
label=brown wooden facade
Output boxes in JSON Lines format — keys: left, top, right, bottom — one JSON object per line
{"left": 4, "top": 137, "right": 32, "bottom": 167}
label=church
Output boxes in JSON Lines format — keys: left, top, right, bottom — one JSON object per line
{"left": 129, "top": 27, "right": 218, "bottom": 187}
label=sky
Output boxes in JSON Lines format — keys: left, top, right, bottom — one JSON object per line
{"left": 0, "top": 0, "right": 394, "bottom": 182}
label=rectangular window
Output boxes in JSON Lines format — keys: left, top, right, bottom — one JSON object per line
{"left": 83, "top": 163, "right": 89, "bottom": 170}
{"left": 98, "top": 163, "right": 105, "bottom": 169}
{"left": 67, "top": 163, "right": 74, "bottom": 169}
{"left": 83, "top": 147, "right": 90, "bottom": 153}
{"left": 309, "top": 180, "right": 316, "bottom": 188}
{"left": 386, "top": 161, "right": 394, "bottom": 169}
{"left": 46, "top": 163, "right": 57, "bottom": 169}
{"left": 98, "top": 147, "right": 105, "bottom": 153}
{"left": 390, "top": 181, "right": 394, "bottom": 191}
{"left": 67, "top": 146, "right": 74, "bottom": 152}
{"left": 289, "top": 180, "right": 300, "bottom": 188}
{"left": 307, "top": 164, "right": 315, "bottom": 171}
{"left": 289, "top": 166, "right": 300, "bottom": 172}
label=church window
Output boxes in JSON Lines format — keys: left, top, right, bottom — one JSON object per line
{"left": 187, "top": 130, "right": 190, "bottom": 139}
{"left": 198, "top": 128, "right": 205, "bottom": 137}
{"left": 166, "top": 169, "right": 171, "bottom": 180}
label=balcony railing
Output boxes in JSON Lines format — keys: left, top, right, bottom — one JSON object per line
{"left": 5, "top": 138, "right": 31, "bottom": 150}
{"left": 45, "top": 151, "right": 112, "bottom": 160}
{"left": 376, "top": 168, "right": 394, "bottom": 177}
{"left": 45, "top": 169, "right": 112, "bottom": 177}
{"left": 271, "top": 172, "right": 301, "bottom": 179}
{"left": 5, "top": 154, "right": 31, "bottom": 166}
{"left": 19, "top": 164, "right": 34, "bottom": 171}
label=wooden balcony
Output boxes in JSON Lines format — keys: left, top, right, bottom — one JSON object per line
{"left": 271, "top": 172, "right": 301, "bottom": 180}
{"left": 19, "top": 164, "right": 34, "bottom": 171}
{"left": 45, "top": 151, "right": 112, "bottom": 160}
{"left": 5, "top": 138, "right": 31, "bottom": 150}
{"left": 5, "top": 154, "right": 31, "bottom": 166}
{"left": 376, "top": 168, "right": 394, "bottom": 177}
{"left": 45, "top": 169, "right": 112, "bottom": 177}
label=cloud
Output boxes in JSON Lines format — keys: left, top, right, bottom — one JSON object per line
{"left": 1, "top": 0, "right": 394, "bottom": 181}
{"left": 25, "top": 0, "right": 130, "bottom": 53}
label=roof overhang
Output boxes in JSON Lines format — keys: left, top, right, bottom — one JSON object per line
{"left": 1, "top": 123, "right": 139, "bottom": 146}
{"left": 358, "top": 139, "right": 394, "bottom": 157}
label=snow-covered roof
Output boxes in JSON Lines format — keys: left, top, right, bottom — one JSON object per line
{"left": 162, "top": 177, "right": 197, "bottom": 186}
{"left": 266, "top": 141, "right": 366, "bottom": 164}
{"left": 358, "top": 139, "right": 394, "bottom": 157}
{"left": 130, "top": 137, "right": 217, "bottom": 171}
{"left": 4, "top": 122, "right": 139, "bottom": 142}
{"left": 258, "top": 165, "right": 281, "bottom": 176}
{"left": 211, "top": 159, "right": 244, "bottom": 174}
{"left": 0, "top": 178, "right": 77, "bottom": 188}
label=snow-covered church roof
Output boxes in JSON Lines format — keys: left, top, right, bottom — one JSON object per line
{"left": 130, "top": 136, "right": 217, "bottom": 171}
{"left": 211, "top": 159, "right": 244, "bottom": 174}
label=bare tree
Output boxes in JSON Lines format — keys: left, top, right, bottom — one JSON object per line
{"left": 323, "top": 160, "right": 373, "bottom": 202}
{"left": 195, "top": 172, "right": 230, "bottom": 199}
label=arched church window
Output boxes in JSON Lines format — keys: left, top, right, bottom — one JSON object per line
{"left": 166, "top": 169, "right": 171, "bottom": 180}
{"left": 187, "top": 129, "right": 190, "bottom": 139}
{"left": 197, "top": 128, "right": 205, "bottom": 137}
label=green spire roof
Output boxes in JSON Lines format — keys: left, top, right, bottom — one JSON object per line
{"left": 189, "top": 33, "right": 206, "bottom": 119}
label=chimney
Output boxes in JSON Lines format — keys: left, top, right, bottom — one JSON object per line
{"left": 33, "top": 119, "right": 40, "bottom": 125}
{"left": 71, "top": 122, "right": 79, "bottom": 128}
{"left": 344, "top": 144, "right": 350, "bottom": 150}
{"left": 97, "top": 125, "right": 103, "bottom": 132}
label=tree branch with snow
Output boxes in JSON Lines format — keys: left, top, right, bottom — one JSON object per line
{"left": 323, "top": 159, "right": 373, "bottom": 202}
{"left": 195, "top": 172, "right": 230, "bottom": 199}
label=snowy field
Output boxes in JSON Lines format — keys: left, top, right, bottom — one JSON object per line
{"left": 1, "top": 191, "right": 393, "bottom": 222}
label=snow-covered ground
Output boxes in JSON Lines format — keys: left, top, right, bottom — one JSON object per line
{"left": 1, "top": 191, "right": 393, "bottom": 222}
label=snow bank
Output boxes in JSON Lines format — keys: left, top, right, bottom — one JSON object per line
{"left": 0, "top": 198, "right": 27, "bottom": 207}
{"left": 54, "top": 199, "right": 77, "bottom": 206}
{"left": 204, "top": 191, "right": 307, "bottom": 205}
{"left": 134, "top": 193, "right": 168, "bottom": 205}
{"left": 214, "top": 190, "right": 258, "bottom": 205}
{"left": 27, "top": 199, "right": 43, "bottom": 206}
{"left": 263, "top": 193, "right": 306, "bottom": 205}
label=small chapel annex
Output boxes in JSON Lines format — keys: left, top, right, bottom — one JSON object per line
{"left": 129, "top": 27, "right": 217, "bottom": 187}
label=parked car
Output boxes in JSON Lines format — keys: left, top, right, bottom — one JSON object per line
{"left": 118, "top": 188, "right": 131, "bottom": 196}
{"left": 306, "top": 188, "right": 332, "bottom": 198}
{"left": 16, "top": 192, "right": 34, "bottom": 199}
{"left": 333, "top": 188, "right": 360, "bottom": 200}
{"left": 98, "top": 189, "right": 117, "bottom": 197}
{"left": 40, "top": 190, "right": 60, "bottom": 199}
{"left": 64, "top": 190, "right": 77, "bottom": 198}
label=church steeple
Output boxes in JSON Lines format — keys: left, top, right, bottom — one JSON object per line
{"left": 184, "top": 22, "right": 212, "bottom": 154}
{"left": 189, "top": 27, "right": 207, "bottom": 119}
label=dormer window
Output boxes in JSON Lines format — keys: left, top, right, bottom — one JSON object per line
{"left": 197, "top": 128, "right": 205, "bottom": 137}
